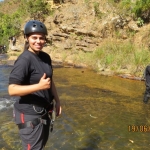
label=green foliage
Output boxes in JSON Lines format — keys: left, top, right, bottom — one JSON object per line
{"left": 26, "top": 0, "right": 50, "bottom": 21}
{"left": 105, "top": 54, "right": 114, "bottom": 65}
{"left": 84, "top": 0, "right": 90, "bottom": 3}
{"left": 133, "top": 49, "right": 150, "bottom": 66}
{"left": 93, "top": 40, "right": 134, "bottom": 68}
{"left": 0, "top": 0, "right": 52, "bottom": 46}
{"left": 120, "top": 0, "right": 132, "bottom": 9}
{"left": 116, "top": 0, "right": 134, "bottom": 16}
{"left": 118, "top": 0, "right": 150, "bottom": 23}
{"left": 132, "top": 0, "right": 150, "bottom": 23}
{"left": 0, "top": 11, "right": 24, "bottom": 45}
{"left": 0, "top": 13, "right": 21, "bottom": 45}
{"left": 136, "top": 17, "right": 144, "bottom": 27}
{"left": 93, "top": 2, "right": 103, "bottom": 19}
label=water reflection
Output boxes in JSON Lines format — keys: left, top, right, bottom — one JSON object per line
{"left": 0, "top": 67, "right": 149, "bottom": 150}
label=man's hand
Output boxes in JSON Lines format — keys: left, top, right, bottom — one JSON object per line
{"left": 39, "top": 73, "right": 51, "bottom": 90}
{"left": 55, "top": 101, "right": 61, "bottom": 116}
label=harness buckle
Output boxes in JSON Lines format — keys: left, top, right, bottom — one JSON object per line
{"left": 39, "top": 118, "right": 47, "bottom": 125}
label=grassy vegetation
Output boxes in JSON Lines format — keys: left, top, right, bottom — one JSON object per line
{"left": 78, "top": 0, "right": 150, "bottom": 76}
{"left": 76, "top": 39, "right": 150, "bottom": 76}
{"left": 93, "top": 2, "right": 104, "bottom": 19}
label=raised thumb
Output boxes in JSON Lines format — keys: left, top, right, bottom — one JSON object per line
{"left": 42, "top": 73, "right": 46, "bottom": 79}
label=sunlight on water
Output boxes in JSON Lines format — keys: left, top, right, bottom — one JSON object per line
{"left": 0, "top": 67, "right": 149, "bottom": 150}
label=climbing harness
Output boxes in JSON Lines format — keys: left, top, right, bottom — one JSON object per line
{"left": 17, "top": 100, "right": 56, "bottom": 131}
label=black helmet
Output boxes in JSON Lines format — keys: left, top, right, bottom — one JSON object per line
{"left": 24, "top": 20, "right": 48, "bottom": 35}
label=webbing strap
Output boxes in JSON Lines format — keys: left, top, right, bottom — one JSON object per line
{"left": 18, "top": 118, "right": 47, "bottom": 129}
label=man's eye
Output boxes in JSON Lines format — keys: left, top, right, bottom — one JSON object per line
{"left": 40, "top": 37, "right": 45, "bottom": 40}
{"left": 31, "top": 37, "right": 45, "bottom": 41}
{"left": 32, "top": 37, "right": 37, "bottom": 40}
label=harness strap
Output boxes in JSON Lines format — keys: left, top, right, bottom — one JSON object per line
{"left": 48, "top": 110, "right": 56, "bottom": 132}
{"left": 17, "top": 118, "right": 47, "bottom": 129}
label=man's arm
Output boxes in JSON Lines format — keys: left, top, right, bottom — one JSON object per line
{"left": 8, "top": 73, "right": 51, "bottom": 96}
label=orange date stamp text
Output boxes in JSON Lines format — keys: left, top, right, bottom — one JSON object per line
{"left": 128, "top": 125, "right": 150, "bottom": 132}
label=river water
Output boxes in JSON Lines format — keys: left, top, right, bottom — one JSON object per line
{"left": 0, "top": 59, "right": 150, "bottom": 150}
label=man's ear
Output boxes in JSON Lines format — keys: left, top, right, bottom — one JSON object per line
{"left": 24, "top": 34, "right": 29, "bottom": 40}
{"left": 24, "top": 35, "right": 29, "bottom": 43}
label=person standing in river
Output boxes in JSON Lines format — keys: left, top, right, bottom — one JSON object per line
{"left": 143, "top": 65, "right": 150, "bottom": 104}
{"left": 8, "top": 20, "right": 61, "bottom": 150}
{"left": 12, "top": 36, "right": 16, "bottom": 46}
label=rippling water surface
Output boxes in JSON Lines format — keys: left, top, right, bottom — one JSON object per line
{"left": 0, "top": 64, "right": 149, "bottom": 150}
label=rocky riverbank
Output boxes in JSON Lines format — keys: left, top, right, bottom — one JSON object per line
{"left": 1, "top": 47, "right": 144, "bottom": 82}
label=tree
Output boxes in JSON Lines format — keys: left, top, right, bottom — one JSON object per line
{"left": 26, "top": 0, "right": 50, "bottom": 22}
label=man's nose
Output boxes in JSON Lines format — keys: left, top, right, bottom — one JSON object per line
{"left": 36, "top": 38, "right": 41, "bottom": 43}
